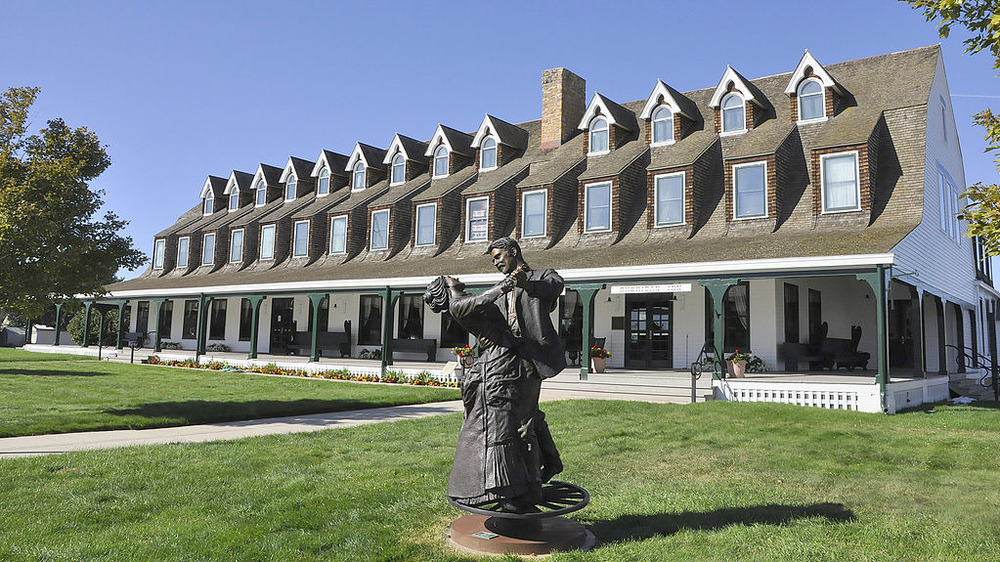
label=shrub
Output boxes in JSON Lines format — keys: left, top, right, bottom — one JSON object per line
{"left": 66, "top": 309, "right": 119, "bottom": 346}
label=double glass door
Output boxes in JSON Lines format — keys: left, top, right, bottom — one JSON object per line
{"left": 625, "top": 295, "right": 673, "bottom": 369}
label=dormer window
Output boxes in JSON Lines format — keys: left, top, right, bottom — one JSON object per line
{"left": 255, "top": 179, "right": 267, "bottom": 206}
{"left": 370, "top": 209, "right": 389, "bottom": 250}
{"left": 152, "top": 239, "right": 165, "bottom": 269}
{"left": 203, "top": 196, "right": 213, "bottom": 215}
{"left": 228, "top": 190, "right": 239, "bottom": 211}
{"left": 588, "top": 117, "right": 609, "bottom": 155}
{"left": 480, "top": 137, "right": 497, "bottom": 170}
{"left": 317, "top": 167, "right": 330, "bottom": 196}
{"left": 391, "top": 153, "right": 406, "bottom": 185}
{"left": 352, "top": 161, "right": 366, "bottom": 190}
{"left": 177, "top": 236, "right": 190, "bottom": 268}
{"left": 797, "top": 79, "right": 825, "bottom": 122}
{"left": 651, "top": 106, "right": 674, "bottom": 145}
{"left": 202, "top": 233, "right": 216, "bottom": 266}
{"left": 433, "top": 145, "right": 449, "bottom": 178}
{"left": 721, "top": 93, "right": 746, "bottom": 134}
{"left": 284, "top": 174, "right": 297, "bottom": 201}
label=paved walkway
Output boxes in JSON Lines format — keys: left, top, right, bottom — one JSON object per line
{"left": 0, "top": 400, "right": 465, "bottom": 459}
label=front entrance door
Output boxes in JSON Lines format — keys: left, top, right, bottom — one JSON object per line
{"left": 625, "top": 294, "right": 673, "bottom": 369}
{"left": 889, "top": 299, "right": 915, "bottom": 368}
{"left": 270, "top": 298, "right": 295, "bottom": 354}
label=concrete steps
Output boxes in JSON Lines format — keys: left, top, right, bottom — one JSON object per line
{"left": 543, "top": 370, "right": 713, "bottom": 404}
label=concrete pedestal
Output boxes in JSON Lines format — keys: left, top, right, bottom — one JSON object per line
{"left": 448, "top": 514, "right": 594, "bottom": 556}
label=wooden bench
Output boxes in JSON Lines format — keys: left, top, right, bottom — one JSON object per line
{"left": 390, "top": 338, "right": 437, "bottom": 362}
{"left": 287, "top": 331, "right": 351, "bottom": 358}
{"left": 777, "top": 342, "right": 823, "bottom": 371}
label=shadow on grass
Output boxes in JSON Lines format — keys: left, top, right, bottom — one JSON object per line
{"left": 590, "top": 502, "right": 855, "bottom": 544}
{"left": 0, "top": 367, "right": 109, "bottom": 377}
{"left": 900, "top": 400, "right": 1000, "bottom": 413}
{"left": 104, "top": 399, "right": 436, "bottom": 425}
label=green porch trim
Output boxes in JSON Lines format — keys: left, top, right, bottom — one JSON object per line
{"left": 115, "top": 300, "right": 128, "bottom": 350}
{"left": 151, "top": 298, "right": 167, "bottom": 353}
{"left": 570, "top": 283, "right": 605, "bottom": 381}
{"left": 379, "top": 288, "right": 400, "bottom": 375}
{"left": 81, "top": 301, "right": 94, "bottom": 348}
{"left": 52, "top": 303, "right": 63, "bottom": 346}
{"left": 856, "top": 266, "right": 889, "bottom": 413}
{"left": 700, "top": 278, "right": 739, "bottom": 380}
{"left": 194, "top": 294, "right": 210, "bottom": 361}
{"left": 307, "top": 293, "right": 327, "bottom": 362}
{"left": 246, "top": 295, "right": 266, "bottom": 359}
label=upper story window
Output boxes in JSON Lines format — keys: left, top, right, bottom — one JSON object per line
{"left": 260, "top": 224, "right": 276, "bottom": 260}
{"left": 585, "top": 182, "right": 612, "bottom": 232}
{"left": 480, "top": 137, "right": 498, "bottom": 170}
{"left": 733, "top": 162, "right": 767, "bottom": 219}
{"left": 391, "top": 154, "right": 406, "bottom": 185}
{"left": 721, "top": 93, "right": 746, "bottom": 134}
{"left": 228, "top": 190, "right": 239, "bottom": 211}
{"left": 255, "top": 179, "right": 267, "bottom": 206}
{"left": 292, "top": 220, "right": 309, "bottom": 257}
{"left": 522, "top": 190, "right": 547, "bottom": 238}
{"left": 229, "top": 228, "right": 244, "bottom": 263}
{"left": 352, "top": 161, "right": 366, "bottom": 190}
{"left": 177, "top": 236, "right": 190, "bottom": 268}
{"left": 415, "top": 203, "right": 436, "bottom": 246}
{"left": 821, "top": 152, "right": 860, "bottom": 213}
{"left": 466, "top": 197, "right": 489, "bottom": 242}
{"left": 797, "top": 79, "right": 825, "bottom": 122}
{"left": 651, "top": 106, "right": 674, "bottom": 145}
{"left": 152, "top": 239, "right": 165, "bottom": 269}
{"left": 317, "top": 167, "right": 330, "bottom": 196}
{"left": 654, "top": 172, "right": 685, "bottom": 226}
{"left": 941, "top": 96, "right": 949, "bottom": 144}
{"left": 433, "top": 145, "right": 449, "bottom": 178}
{"left": 203, "top": 196, "right": 213, "bottom": 215}
{"left": 284, "top": 174, "right": 297, "bottom": 201}
{"left": 201, "top": 233, "right": 216, "bottom": 266}
{"left": 938, "top": 170, "right": 963, "bottom": 242}
{"left": 370, "top": 209, "right": 389, "bottom": 250}
{"left": 588, "top": 117, "right": 610, "bottom": 155}
{"left": 330, "top": 215, "right": 347, "bottom": 254}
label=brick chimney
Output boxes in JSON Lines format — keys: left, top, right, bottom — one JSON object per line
{"left": 541, "top": 68, "right": 585, "bottom": 150}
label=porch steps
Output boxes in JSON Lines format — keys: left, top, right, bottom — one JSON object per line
{"left": 948, "top": 373, "right": 997, "bottom": 401}
{"left": 543, "top": 370, "right": 713, "bottom": 404}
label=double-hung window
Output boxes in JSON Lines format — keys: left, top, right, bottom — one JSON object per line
{"left": 209, "top": 299, "right": 226, "bottom": 340}
{"left": 201, "top": 233, "right": 216, "bottom": 265}
{"left": 255, "top": 179, "right": 267, "bottom": 206}
{"left": 228, "top": 190, "right": 239, "bottom": 211}
{"left": 721, "top": 93, "right": 746, "bottom": 133}
{"left": 589, "top": 117, "right": 609, "bottom": 154}
{"left": 415, "top": 203, "right": 436, "bottom": 246}
{"left": 585, "top": 182, "right": 612, "bottom": 232}
{"left": 317, "top": 167, "right": 330, "bottom": 195}
{"left": 466, "top": 197, "right": 489, "bottom": 242}
{"left": 203, "top": 196, "right": 213, "bottom": 215}
{"left": 433, "top": 145, "right": 449, "bottom": 178}
{"left": 654, "top": 172, "right": 685, "bottom": 226}
{"left": 153, "top": 239, "right": 165, "bottom": 269}
{"left": 651, "top": 106, "right": 674, "bottom": 144}
{"left": 260, "top": 224, "right": 276, "bottom": 260}
{"left": 480, "top": 137, "right": 497, "bottom": 170}
{"left": 293, "top": 220, "right": 309, "bottom": 257}
{"left": 352, "top": 161, "right": 366, "bottom": 190}
{"left": 177, "top": 236, "right": 190, "bottom": 268}
{"left": 370, "top": 209, "right": 389, "bottom": 250}
{"left": 798, "top": 79, "right": 825, "bottom": 121}
{"left": 284, "top": 174, "right": 296, "bottom": 201}
{"left": 391, "top": 154, "right": 405, "bottom": 185}
{"left": 522, "top": 190, "right": 547, "bottom": 237}
{"left": 330, "top": 216, "right": 347, "bottom": 254}
{"left": 821, "top": 152, "right": 860, "bottom": 213}
{"left": 733, "top": 162, "right": 767, "bottom": 219}
{"left": 229, "top": 228, "right": 244, "bottom": 263}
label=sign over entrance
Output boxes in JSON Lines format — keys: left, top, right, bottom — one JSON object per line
{"left": 611, "top": 283, "right": 692, "bottom": 294}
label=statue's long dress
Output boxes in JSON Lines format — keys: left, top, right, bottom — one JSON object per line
{"left": 446, "top": 288, "right": 534, "bottom": 506}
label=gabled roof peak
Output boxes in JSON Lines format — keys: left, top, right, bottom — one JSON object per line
{"left": 311, "top": 149, "right": 349, "bottom": 178}
{"left": 638, "top": 80, "right": 700, "bottom": 121}
{"left": 471, "top": 114, "right": 530, "bottom": 150}
{"left": 345, "top": 142, "right": 387, "bottom": 171}
{"left": 223, "top": 170, "right": 253, "bottom": 195}
{"left": 708, "top": 65, "right": 767, "bottom": 108}
{"left": 383, "top": 134, "right": 430, "bottom": 164}
{"left": 783, "top": 50, "right": 845, "bottom": 95}
{"left": 279, "top": 156, "right": 316, "bottom": 183}
{"left": 252, "top": 163, "right": 283, "bottom": 187}
{"left": 577, "top": 92, "right": 636, "bottom": 132}
{"left": 199, "top": 175, "right": 227, "bottom": 199}
{"left": 424, "top": 124, "right": 475, "bottom": 157}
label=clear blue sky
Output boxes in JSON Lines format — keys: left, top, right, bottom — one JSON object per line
{"left": 2, "top": 0, "right": 998, "bottom": 279}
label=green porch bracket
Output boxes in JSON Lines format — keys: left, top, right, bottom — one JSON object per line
{"left": 700, "top": 279, "right": 739, "bottom": 380}
{"left": 571, "top": 283, "right": 606, "bottom": 381}
{"left": 52, "top": 302, "right": 63, "bottom": 346}
{"left": 115, "top": 300, "right": 128, "bottom": 350}
{"left": 380, "top": 287, "right": 400, "bottom": 375}
{"left": 81, "top": 301, "right": 94, "bottom": 348}
{"left": 194, "top": 294, "right": 210, "bottom": 362}
{"left": 152, "top": 298, "right": 167, "bottom": 353}
{"left": 246, "top": 295, "right": 266, "bottom": 359}
{"left": 307, "top": 293, "right": 327, "bottom": 362}
{"left": 856, "top": 266, "right": 889, "bottom": 413}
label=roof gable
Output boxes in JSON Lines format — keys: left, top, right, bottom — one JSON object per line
{"left": 345, "top": 142, "right": 387, "bottom": 172}
{"left": 311, "top": 149, "right": 349, "bottom": 178}
{"left": 709, "top": 66, "right": 767, "bottom": 108}
{"left": 577, "top": 92, "right": 636, "bottom": 131}
{"left": 223, "top": 170, "right": 254, "bottom": 195}
{"left": 382, "top": 134, "right": 430, "bottom": 164}
{"left": 199, "top": 175, "right": 228, "bottom": 199}
{"left": 279, "top": 156, "right": 316, "bottom": 183}
{"left": 638, "top": 80, "right": 700, "bottom": 121}
{"left": 471, "top": 114, "right": 530, "bottom": 150}
{"left": 784, "top": 50, "right": 845, "bottom": 96}
{"left": 424, "top": 124, "right": 474, "bottom": 157}
{"left": 251, "top": 163, "right": 283, "bottom": 188}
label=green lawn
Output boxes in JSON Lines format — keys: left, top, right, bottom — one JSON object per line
{"left": 1, "top": 400, "right": 998, "bottom": 560}
{"left": 0, "top": 349, "right": 458, "bottom": 437}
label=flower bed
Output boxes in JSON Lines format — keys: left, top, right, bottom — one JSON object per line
{"left": 146, "top": 355, "right": 458, "bottom": 388}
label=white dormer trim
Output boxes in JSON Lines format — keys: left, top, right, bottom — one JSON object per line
{"left": 424, "top": 125, "right": 453, "bottom": 157}
{"left": 198, "top": 177, "right": 216, "bottom": 199}
{"left": 471, "top": 115, "right": 497, "bottom": 148}
{"left": 223, "top": 172, "right": 240, "bottom": 196}
{"left": 783, "top": 50, "right": 844, "bottom": 96}
{"left": 639, "top": 80, "right": 695, "bottom": 120}
{"left": 345, "top": 142, "right": 371, "bottom": 172}
{"left": 382, "top": 134, "right": 414, "bottom": 165}
{"left": 311, "top": 151, "right": 334, "bottom": 178}
{"left": 577, "top": 92, "right": 622, "bottom": 130}
{"left": 278, "top": 157, "right": 299, "bottom": 183}
{"left": 709, "top": 66, "right": 760, "bottom": 108}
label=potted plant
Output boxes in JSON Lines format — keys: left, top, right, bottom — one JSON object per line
{"left": 590, "top": 345, "right": 610, "bottom": 373}
{"left": 726, "top": 349, "right": 752, "bottom": 378}
{"left": 452, "top": 345, "right": 474, "bottom": 368}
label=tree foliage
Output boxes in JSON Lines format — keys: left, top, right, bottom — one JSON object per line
{"left": 66, "top": 308, "right": 120, "bottom": 347}
{"left": 0, "top": 87, "right": 145, "bottom": 318}
{"left": 903, "top": 1, "right": 1000, "bottom": 255}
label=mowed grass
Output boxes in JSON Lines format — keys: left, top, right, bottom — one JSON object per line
{"left": 1, "top": 400, "right": 999, "bottom": 561}
{"left": 0, "top": 348, "right": 458, "bottom": 437}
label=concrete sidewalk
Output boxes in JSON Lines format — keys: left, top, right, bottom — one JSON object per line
{"left": 0, "top": 400, "right": 465, "bottom": 459}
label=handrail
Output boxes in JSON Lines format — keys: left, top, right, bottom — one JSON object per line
{"left": 945, "top": 343, "right": 999, "bottom": 399}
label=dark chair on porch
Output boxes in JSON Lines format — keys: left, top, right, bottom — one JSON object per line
{"left": 818, "top": 323, "right": 870, "bottom": 370}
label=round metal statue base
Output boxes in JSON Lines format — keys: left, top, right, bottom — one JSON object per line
{"left": 447, "top": 481, "right": 592, "bottom": 556}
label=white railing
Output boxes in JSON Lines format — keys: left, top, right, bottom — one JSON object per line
{"left": 714, "top": 380, "right": 882, "bottom": 412}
